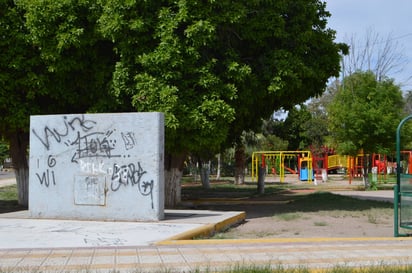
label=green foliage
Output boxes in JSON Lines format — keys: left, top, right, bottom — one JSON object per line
{"left": 19, "top": 0, "right": 119, "bottom": 114}
{"left": 0, "top": 185, "right": 21, "bottom": 214}
{"left": 0, "top": 0, "right": 45, "bottom": 134}
{"left": 98, "top": 0, "right": 243, "bottom": 154}
{"left": 0, "top": 139, "right": 9, "bottom": 163}
{"left": 328, "top": 71, "right": 405, "bottom": 155}
{"left": 258, "top": 134, "right": 289, "bottom": 151}
{"left": 96, "top": 0, "right": 344, "bottom": 155}
{"left": 1, "top": 0, "right": 344, "bottom": 206}
{"left": 280, "top": 105, "right": 312, "bottom": 150}
{"left": 0, "top": 0, "right": 119, "bottom": 139}
{"left": 304, "top": 87, "right": 337, "bottom": 148}
{"left": 0, "top": 185, "right": 17, "bottom": 201}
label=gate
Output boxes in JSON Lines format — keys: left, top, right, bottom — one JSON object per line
{"left": 395, "top": 115, "right": 412, "bottom": 237}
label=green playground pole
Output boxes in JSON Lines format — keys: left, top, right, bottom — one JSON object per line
{"left": 394, "top": 184, "right": 399, "bottom": 237}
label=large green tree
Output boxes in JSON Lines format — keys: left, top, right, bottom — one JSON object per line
{"left": 218, "top": 0, "right": 347, "bottom": 184}
{"left": 328, "top": 71, "right": 405, "bottom": 184}
{"left": 96, "top": 0, "right": 345, "bottom": 205}
{"left": 2, "top": 0, "right": 117, "bottom": 206}
{"left": 0, "top": 0, "right": 47, "bottom": 205}
{"left": 6, "top": 0, "right": 345, "bottom": 207}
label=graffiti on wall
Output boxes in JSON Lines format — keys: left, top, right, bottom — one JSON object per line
{"left": 35, "top": 155, "right": 57, "bottom": 187}
{"left": 31, "top": 114, "right": 155, "bottom": 207}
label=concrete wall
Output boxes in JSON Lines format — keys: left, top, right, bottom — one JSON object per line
{"left": 29, "top": 112, "right": 164, "bottom": 221}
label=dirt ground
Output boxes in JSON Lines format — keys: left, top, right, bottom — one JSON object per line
{"left": 218, "top": 204, "right": 394, "bottom": 238}
{"left": 0, "top": 172, "right": 400, "bottom": 238}
{"left": 182, "top": 175, "right": 397, "bottom": 239}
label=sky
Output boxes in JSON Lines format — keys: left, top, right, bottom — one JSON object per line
{"left": 324, "top": 0, "right": 412, "bottom": 91}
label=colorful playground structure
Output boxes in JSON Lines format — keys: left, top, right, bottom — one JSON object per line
{"left": 251, "top": 148, "right": 412, "bottom": 183}
{"left": 251, "top": 151, "right": 314, "bottom": 183}
{"left": 251, "top": 150, "right": 349, "bottom": 183}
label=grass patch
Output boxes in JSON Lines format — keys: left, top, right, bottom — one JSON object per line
{"left": 0, "top": 184, "right": 17, "bottom": 200}
{"left": 194, "top": 263, "right": 412, "bottom": 273}
{"left": 276, "top": 212, "right": 303, "bottom": 221}
{"left": 289, "top": 191, "right": 392, "bottom": 212}
{"left": 0, "top": 185, "right": 24, "bottom": 213}
{"left": 2, "top": 264, "right": 412, "bottom": 273}
{"left": 181, "top": 182, "right": 285, "bottom": 200}
{"left": 314, "top": 221, "right": 328, "bottom": 226}
{"left": 367, "top": 213, "right": 378, "bottom": 224}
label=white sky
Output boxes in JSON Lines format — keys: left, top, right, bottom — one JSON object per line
{"left": 325, "top": 0, "right": 412, "bottom": 90}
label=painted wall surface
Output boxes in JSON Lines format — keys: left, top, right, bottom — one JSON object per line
{"left": 29, "top": 112, "right": 164, "bottom": 221}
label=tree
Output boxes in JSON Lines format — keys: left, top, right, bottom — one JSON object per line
{"left": 8, "top": 0, "right": 345, "bottom": 207}
{"left": 98, "top": 0, "right": 345, "bottom": 201}
{"left": 304, "top": 82, "right": 339, "bottom": 149}
{"left": 328, "top": 71, "right": 405, "bottom": 185}
{"left": 303, "top": 103, "right": 328, "bottom": 149}
{"left": 280, "top": 105, "right": 312, "bottom": 150}
{"left": 342, "top": 29, "right": 410, "bottom": 84}
{"left": 3, "top": 0, "right": 118, "bottom": 206}
{"left": 220, "top": 0, "right": 347, "bottom": 185}
{"left": 404, "top": 90, "right": 412, "bottom": 114}
{"left": 0, "top": 0, "right": 46, "bottom": 205}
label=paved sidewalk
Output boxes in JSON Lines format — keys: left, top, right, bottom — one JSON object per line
{"left": 332, "top": 190, "right": 395, "bottom": 203}
{"left": 2, "top": 174, "right": 411, "bottom": 272}
{"left": 0, "top": 170, "right": 16, "bottom": 188}
{"left": 1, "top": 237, "right": 412, "bottom": 272}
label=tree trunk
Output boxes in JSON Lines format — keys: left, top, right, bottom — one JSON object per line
{"left": 234, "top": 145, "right": 246, "bottom": 185}
{"left": 257, "top": 166, "right": 265, "bottom": 194}
{"left": 216, "top": 154, "right": 221, "bottom": 180}
{"left": 164, "top": 153, "right": 186, "bottom": 208}
{"left": 363, "top": 154, "right": 370, "bottom": 189}
{"left": 200, "top": 160, "right": 210, "bottom": 189}
{"left": 9, "top": 131, "right": 29, "bottom": 207}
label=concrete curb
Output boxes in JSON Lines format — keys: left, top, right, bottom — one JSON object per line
{"left": 158, "top": 236, "right": 412, "bottom": 246}
{"left": 181, "top": 199, "right": 291, "bottom": 205}
{"left": 158, "top": 211, "right": 246, "bottom": 243}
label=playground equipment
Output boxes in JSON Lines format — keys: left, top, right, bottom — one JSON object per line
{"left": 310, "top": 146, "right": 347, "bottom": 182}
{"left": 251, "top": 150, "right": 351, "bottom": 183}
{"left": 251, "top": 149, "right": 394, "bottom": 184}
{"left": 299, "top": 156, "right": 313, "bottom": 181}
{"left": 372, "top": 153, "right": 388, "bottom": 173}
{"left": 395, "top": 115, "right": 412, "bottom": 237}
{"left": 251, "top": 151, "right": 312, "bottom": 183}
{"left": 327, "top": 154, "right": 349, "bottom": 171}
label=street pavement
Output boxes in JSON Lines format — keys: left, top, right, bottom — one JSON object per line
{"left": 1, "top": 173, "right": 412, "bottom": 272}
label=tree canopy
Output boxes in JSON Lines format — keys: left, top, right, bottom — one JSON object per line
{"left": 98, "top": 0, "right": 346, "bottom": 203}
{"left": 328, "top": 71, "right": 405, "bottom": 156}
{"left": 94, "top": 0, "right": 346, "bottom": 153}
{"left": 1, "top": 0, "right": 118, "bottom": 205}
{"left": 4, "top": 0, "right": 345, "bottom": 206}
{"left": 0, "top": 0, "right": 43, "bottom": 135}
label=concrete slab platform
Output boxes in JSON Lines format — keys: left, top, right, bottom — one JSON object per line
{"left": 0, "top": 210, "right": 245, "bottom": 249}
{"left": 0, "top": 172, "right": 246, "bottom": 249}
